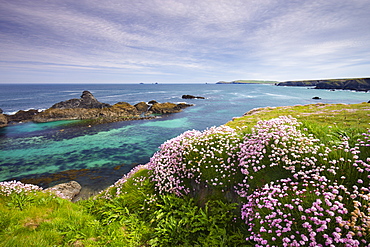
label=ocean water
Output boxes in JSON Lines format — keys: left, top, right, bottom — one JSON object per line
{"left": 0, "top": 83, "right": 368, "bottom": 188}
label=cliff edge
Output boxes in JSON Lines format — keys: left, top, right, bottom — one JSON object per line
{"left": 277, "top": 77, "right": 370, "bottom": 91}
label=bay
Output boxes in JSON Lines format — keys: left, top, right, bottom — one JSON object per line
{"left": 0, "top": 83, "right": 368, "bottom": 191}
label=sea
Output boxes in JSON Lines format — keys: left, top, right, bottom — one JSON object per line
{"left": 0, "top": 83, "right": 368, "bottom": 195}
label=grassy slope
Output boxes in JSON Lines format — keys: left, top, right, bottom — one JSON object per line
{"left": 1, "top": 102, "right": 369, "bottom": 246}
{"left": 227, "top": 102, "right": 370, "bottom": 130}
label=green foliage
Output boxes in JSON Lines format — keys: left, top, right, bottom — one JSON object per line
{"left": 0, "top": 192, "right": 127, "bottom": 246}
{"left": 149, "top": 194, "right": 245, "bottom": 246}
{"left": 6, "top": 191, "right": 34, "bottom": 210}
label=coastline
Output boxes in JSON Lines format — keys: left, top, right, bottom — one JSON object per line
{"left": 1, "top": 83, "right": 370, "bottom": 200}
{"left": 12, "top": 101, "right": 370, "bottom": 201}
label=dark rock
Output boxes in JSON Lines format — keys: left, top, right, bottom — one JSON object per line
{"left": 7, "top": 109, "right": 39, "bottom": 122}
{"left": 312, "top": 97, "right": 321, "bottom": 100}
{"left": 176, "top": 103, "right": 193, "bottom": 109}
{"left": 46, "top": 181, "right": 81, "bottom": 201}
{"left": 150, "top": 102, "right": 193, "bottom": 114}
{"left": 0, "top": 108, "right": 3, "bottom": 114}
{"left": 51, "top": 91, "right": 111, "bottom": 109}
{"left": 0, "top": 114, "right": 7, "bottom": 127}
{"left": 148, "top": 100, "right": 158, "bottom": 105}
{"left": 182, "top": 94, "right": 205, "bottom": 99}
{"left": 134, "top": 102, "right": 149, "bottom": 112}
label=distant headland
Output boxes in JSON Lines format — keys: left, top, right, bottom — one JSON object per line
{"left": 216, "top": 80, "right": 278, "bottom": 84}
{"left": 217, "top": 77, "right": 370, "bottom": 91}
{"left": 276, "top": 77, "right": 370, "bottom": 91}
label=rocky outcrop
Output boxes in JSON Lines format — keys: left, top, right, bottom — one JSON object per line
{"left": 315, "top": 78, "right": 370, "bottom": 91}
{"left": 182, "top": 95, "right": 205, "bottom": 99}
{"left": 34, "top": 102, "right": 141, "bottom": 123}
{"left": 134, "top": 102, "right": 149, "bottom": 112}
{"left": 51, "top": 91, "right": 111, "bottom": 109}
{"left": 0, "top": 114, "right": 7, "bottom": 128}
{"left": 46, "top": 181, "right": 81, "bottom": 201}
{"left": 2, "top": 91, "right": 194, "bottom": 126}
{"left": 150, "top": 102, "right": 192, "bottom": 114}
{"left": 277, "top": 78, "right": 370, "bottom": 91}
{"left": 33, "top": 91, "right": 191, "bottom": 123}
{"left": 6, "top": 109, "right": 39, "bottom": 122}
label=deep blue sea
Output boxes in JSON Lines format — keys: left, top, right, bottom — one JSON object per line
{"left": 0, "top": 83, "right": 368, "bottom": 191}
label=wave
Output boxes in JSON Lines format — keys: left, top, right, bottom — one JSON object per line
{"left": 3, "top": 108, "right": 45, "bottom": 115}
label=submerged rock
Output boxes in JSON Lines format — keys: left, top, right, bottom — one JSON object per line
{"left": 46, "top": 181, "right": 82, "bottom": 201}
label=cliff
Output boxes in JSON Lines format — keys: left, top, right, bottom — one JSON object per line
{"left": 277, "top": 77, "right": 370, "bottom": 91}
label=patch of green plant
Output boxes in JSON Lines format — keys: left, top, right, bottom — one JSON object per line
{"left": 0, "top": 192, "right": 127, "bottom": 246}
{"left": 148, "top": 194, "right": 246, "bottom": 246}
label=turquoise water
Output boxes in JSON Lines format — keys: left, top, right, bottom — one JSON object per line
{"left": 0, "top": 84, "right": 368, "bottom": 182}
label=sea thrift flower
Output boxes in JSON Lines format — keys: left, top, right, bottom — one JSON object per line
{"left": 0, "top": 180, "right": 42, "bottom": 196}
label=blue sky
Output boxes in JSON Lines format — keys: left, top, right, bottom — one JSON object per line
{"left": 1, "top": 0, "right": 370, "bottom": 83}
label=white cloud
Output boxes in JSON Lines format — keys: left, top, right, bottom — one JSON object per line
{"left": 0, "top": 0, "right": 369, "bottom": 82}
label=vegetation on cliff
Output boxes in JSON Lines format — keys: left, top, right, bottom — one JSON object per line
{"left": 1, "top": 102, "right": 369, "bottom": 246}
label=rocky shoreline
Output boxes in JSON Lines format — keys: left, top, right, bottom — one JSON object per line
{"left": 277, "top": 77, "right": 370, "bottom": 91}
{"left": 0, "top": 91, "right": 194, "bottom": 128}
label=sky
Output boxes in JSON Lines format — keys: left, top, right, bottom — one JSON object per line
{"left": 0, "top": 0, "right": 370, "bottom": 84}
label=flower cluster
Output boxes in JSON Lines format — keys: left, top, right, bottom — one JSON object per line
{"left": 236, "top": 117, "right": 370, "bottom": 246}
{"left": 236, "top": 116, "right": 321, "bottom": 196}
{"left": 0, "top": 180, "right": 42, "bottom": 196}
{"left": 148, "top": 126, "right": 241, "bottom": 196}
{"left": 241, "top": 175, "right": 370, "bottom": 246}
{"left": 98, "top": 164, "right": 150, "bottom": 199}
{"left": 148, "top": 129, "right": 203, "bottom": 196}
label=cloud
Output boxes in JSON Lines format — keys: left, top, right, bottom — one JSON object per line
{"left": 0, "top": 0, "right": 369, "bottom": 83}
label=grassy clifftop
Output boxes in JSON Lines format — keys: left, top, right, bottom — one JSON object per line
{"left": 1, "top": 102, "right": 369, "bottom": 246}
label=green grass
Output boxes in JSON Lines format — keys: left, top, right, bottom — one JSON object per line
{"left": 226, "top": 102, "right": 370, "bottom": 131}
